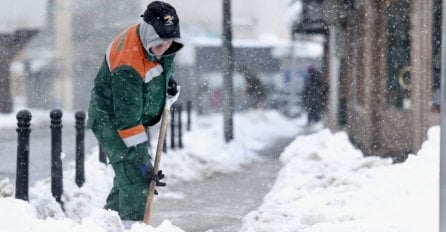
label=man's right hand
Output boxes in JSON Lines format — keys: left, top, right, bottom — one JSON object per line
{"left": 167, "top": 78, "right": 178, "bottom": 96}
{"left": 165, "top": 79, "right": 180, "bottom": 110}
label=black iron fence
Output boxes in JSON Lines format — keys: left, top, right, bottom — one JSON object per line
{"left": 13, "top": 101, "right": 193, "bottom": 207}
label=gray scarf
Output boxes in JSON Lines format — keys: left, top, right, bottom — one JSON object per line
{"left": 139, "top": 20, "right": 183, "bottom": 57}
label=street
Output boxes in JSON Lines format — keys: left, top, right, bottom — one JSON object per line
{"left": 0, "top": 122, "right": 98, "bottom": 185}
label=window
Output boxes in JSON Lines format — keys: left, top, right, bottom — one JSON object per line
{"left": 385, "top": 0, "right": 411, "bottom": 109}
{"left": 355, "top": 6, "right": 367, "bottom": 106}
{"left": 432, "top": 0, "right": 441, "bottom": 112}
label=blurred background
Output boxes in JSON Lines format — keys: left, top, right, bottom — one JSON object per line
{"left": 0, "top": 0, "right": 442, "bottom": 159}
{"left": 2, "top": 0, "right": 322, "bottom": 117}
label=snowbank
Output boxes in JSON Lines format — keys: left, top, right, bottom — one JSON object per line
{"left": 0, "top": 151, "right": 183, "bottom": 232}
{"left": 240, "top": 127, "right": 439, "bottom": 232}
{"left": 0, "top": 197, "right": 182, "bottom": 232}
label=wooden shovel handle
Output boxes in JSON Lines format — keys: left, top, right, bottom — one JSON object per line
{"left": 143, "top": 108, "right": 170, "bottom": 224}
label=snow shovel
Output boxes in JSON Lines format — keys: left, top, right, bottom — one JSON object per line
{"left": 143, "top": 87, "right": 180, "bottom": 224}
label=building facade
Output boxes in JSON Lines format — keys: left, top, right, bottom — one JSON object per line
{"left": 302, "top": 0, "right": 440, "bottom": 157}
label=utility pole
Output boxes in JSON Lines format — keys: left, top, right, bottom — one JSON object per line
{"left": 54, "top": 0, "right": 74, "bottom": 110}
{"left": 222, "top": 0, "right": 234, "bottom": 142}
{"left": 440, "top": 0, "right": 446, "bottom": 231}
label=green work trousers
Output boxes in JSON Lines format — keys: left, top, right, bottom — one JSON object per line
{"left": 89, "top": 116, "right": 151, "bottom": 221}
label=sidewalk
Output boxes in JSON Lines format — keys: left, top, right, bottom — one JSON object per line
{"left": 150, "top": 136, "right": 296, "bottom": 232}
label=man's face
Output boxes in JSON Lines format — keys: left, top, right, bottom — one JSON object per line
{"left": 151, "top": 40, "right": 173, "bottom": 57}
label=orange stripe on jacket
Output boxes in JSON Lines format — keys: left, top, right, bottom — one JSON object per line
{"left": 107, "top": 24, "right": 159, "bottom": 80}
{"left": 118, "top": 125, "right": 145, "bottom": 139}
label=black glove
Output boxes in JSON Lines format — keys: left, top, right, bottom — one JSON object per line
{"left": 167, "top": 78, "right": 178, "bottom": 96}
{"left": 140, "top": 165, "right": 166, "bottom": 194}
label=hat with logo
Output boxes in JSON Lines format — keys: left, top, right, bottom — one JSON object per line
{"left": 140, "top": 1, "right": 183, "bottom": 56}
{"left": 142, "top": 1, "right": 180, "bottom": 39}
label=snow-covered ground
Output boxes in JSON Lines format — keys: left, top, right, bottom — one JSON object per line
{"left": 240, "top": 127, "right": 439, "bottom": 232}
{"left": 0, "top": 108, "right": 440, "bottom": 231}
{"left": 0, "top": 107, "right": 76, "bottom": 129}
{"left": 0, "top": 109, "right": 304, "bottom": 231}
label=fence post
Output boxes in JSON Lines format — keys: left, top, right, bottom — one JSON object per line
{"left": 187, "top": 100, "right": 191, "bottom": 131}
{"left": 178, "top": 104, "right": 183, "bottom": 148}
{"left": 75, "top": 111, "right": 85, "bottom": 187}
{"left": 50, "top": 109, "right": 63, "bottom": 206}
{"left": 170, "top": 105, "right": 175, "bottom": 149}
{"left": 15, "top": 110, "right": 31, "bottom": 201}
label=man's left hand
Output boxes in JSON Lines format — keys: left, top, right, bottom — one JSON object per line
{"left": 140, "top": 164, "right": 166, "bottom": 194}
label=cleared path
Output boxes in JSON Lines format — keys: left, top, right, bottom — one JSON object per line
{"left": 150, "top": 137, "right": 295, "bottom": 232}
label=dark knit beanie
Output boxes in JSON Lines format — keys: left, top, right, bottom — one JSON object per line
{"left": 141, "top": 1, "right": 181, "bottom": 39}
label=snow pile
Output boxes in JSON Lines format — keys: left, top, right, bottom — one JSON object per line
{"left": 240, "top": 127, "right": 439, "bottom": 232}
{"left": 0, "top": 178, "right": 14, "bottom": 197}
{"left": 0, "top": 152, "right": 183, "bottom": 231}
{"left": 0, "top": 197, "right": 183, "bottom": 232}
{"left": 29, "top": 147, "right": 114, "bottom": 221}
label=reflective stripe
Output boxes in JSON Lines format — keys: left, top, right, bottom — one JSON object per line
{"left": 122, "top": 133, "right": 147, "bottom": 147}
{"left": 144, "top": 64, "right": 163, "bottom": 83}
{"left": 118, "top": 125, "right": 147, "bottom": 147}
{"left": 105, "top": 42, "right": 113, "bottom": 71}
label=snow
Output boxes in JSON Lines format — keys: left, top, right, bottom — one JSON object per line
{"left": 192, "top": 37, "right": 290, "bottom": 48}
{"left": 0, "top": 108, "right": 440, "bottom": 231}
{"left": 0, "top": 109, "right": 302, "bottom": 231}
{"left": 271, "top": 40, "right": 324, "bottom": 59}
{"left": 0, "top": 107, "right": 75, "bottom": 130}
{"left": 240, "top": 127, "right": 439, "bottom": 232}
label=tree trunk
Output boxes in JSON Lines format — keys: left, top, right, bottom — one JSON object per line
{"left": 0, "top": 40, "right": 13, "bottom": 113}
